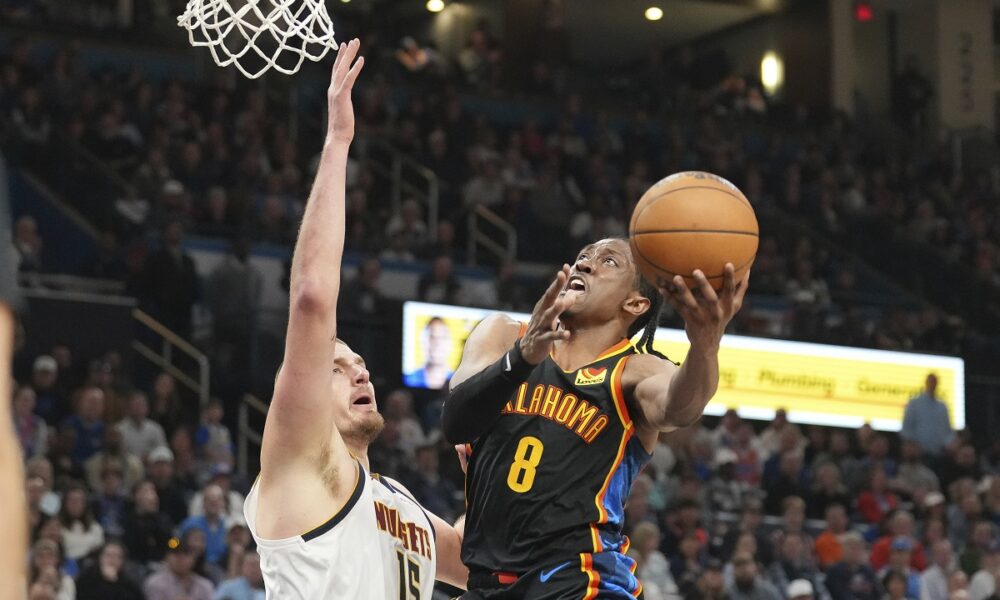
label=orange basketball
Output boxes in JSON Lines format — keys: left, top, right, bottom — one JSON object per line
{"left": 629, "top": 171, "right": 758, "bottom": 290}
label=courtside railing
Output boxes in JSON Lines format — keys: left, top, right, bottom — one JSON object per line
{"left": 466, "top": 204, "right": 517, "bottom": 265}
{"left": 237, "top": 394, "right": 268, "bottom": 476}
{"left": 131, "top": 308, "right": 210, "bottom": 407}
{"left": 359, "top": 136, "right": 441, "bottom": 240}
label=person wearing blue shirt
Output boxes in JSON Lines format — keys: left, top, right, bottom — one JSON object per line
{"left": 213, "top": 551, "right": 265, "bottom": 600}
{"left": 901, "top": 374, "right": 955, "bottom": 458}
{"left": 63, "top": 386, "right": 105, "bottom": 464}
{"left": 178, "top": 484, "right": 228, "bottom": 565}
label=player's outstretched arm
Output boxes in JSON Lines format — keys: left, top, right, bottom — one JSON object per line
{"left": 443, "top": 266, "right": 573, "bottom": 444}
{"left": 628, "top": 264, "right": 749, "bottom": 432}
{"left": 427, "top": 511, "right": 468, "bottom": 589}
{"left": 0, "top": 185, "right": 26, "bottom": 598}
{"left": 259, "top": 40, "right": 364, "bottom": 498}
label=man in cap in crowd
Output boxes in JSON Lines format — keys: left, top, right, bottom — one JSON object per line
{"left": 147, "top": 445, "right": 188, "bottom": 524}
{"left": 708, "top": 448, "right": 759, "bottom": 513}
{"left": 969, "top": 540, "right": 1000, "bottom": 600}
{"left": 30, "top": 354, "right": 64, "bottom": 425}
{"left": 879, "top": 536, "right": 923, "bottom": 599}
{"left": 788, "top": 579, "right": 815, "bottom": 600}
{"left": 143, "top": 536, "right": 214, "bottom": 600}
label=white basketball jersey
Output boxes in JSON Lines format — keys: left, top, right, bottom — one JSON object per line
{"left": 244, "top": 461, "right": 437, "bottom": 599}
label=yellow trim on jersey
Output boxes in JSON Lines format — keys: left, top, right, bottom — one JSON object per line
{"left": 580, "top": 553, "right": 600, "bottom": 600}
{"left": 553, "top": 338, "right": 633, "bottom": 374}
{"left": 299, "top": 459, "right": 361, "bottom": 538}
{"left": 608, "top": 354, "right": 632, "bottom": 428}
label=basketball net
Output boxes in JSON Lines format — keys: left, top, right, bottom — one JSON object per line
{"left": 177, "top": 0, "right": 337, "bottom": 79}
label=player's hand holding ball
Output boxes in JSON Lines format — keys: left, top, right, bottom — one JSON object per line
{"left": 629, "top": 171, "right": 756, "bottom": 348}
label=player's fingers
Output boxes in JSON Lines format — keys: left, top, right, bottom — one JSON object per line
{"left": 538, "top": 329, "right": 571, "bottom": 343}
{"left": 335, "top": 38, "right": 360, "bottom": 83}
{"left": 329, "top": 42, "right": 346, "bottom": 89}
{"left": 669, "top": 275, "right": 699, "bottom": 309}
{"left": 333, "top": 41, "right": 345, "bottom": 69}
{"left": 661, "top": 291, "right": 692, "bottom": 318}
{"left": 342, "top": 55, "right": 365, "bottom": 90}
{"left": 734, "top": 268, "right": 751, "bottom": 303}
{"left": 692, "top": 269, "right": 718, "bottom": 304}
{"left": 541, "top": 295, "right": 572, "bottom": 329}
{"left": 535, "top": 267, "right": 569, "bottom": 313}
{"left": 720, "top": 263, "right": 736, "bottom": 300}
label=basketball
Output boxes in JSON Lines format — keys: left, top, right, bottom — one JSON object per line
{"left": 629, "top": 171, "right": 759, "bottom": 290}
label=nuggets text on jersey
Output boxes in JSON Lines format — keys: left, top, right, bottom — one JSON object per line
{"left": 373, "top": 500, "right": 434, "bottom": 560}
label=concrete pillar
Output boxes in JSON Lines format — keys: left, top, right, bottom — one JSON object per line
{"left": 829, "top": 0, "right": 857, "bottom": 115}
{"left": 934, "top": 0, "right": 995, "bottom": 131}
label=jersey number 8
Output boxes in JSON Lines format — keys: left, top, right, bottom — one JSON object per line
{"left": 506, "top": 436, "right": 544, "bottom": 493}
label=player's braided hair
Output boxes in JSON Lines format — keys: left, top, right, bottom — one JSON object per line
{"left": 628, "top": 273, "right": 670, "bottom": 361}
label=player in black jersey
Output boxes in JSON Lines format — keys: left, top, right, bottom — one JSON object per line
{"left": 443, "top": 238, "right": 749, "bottom": 599}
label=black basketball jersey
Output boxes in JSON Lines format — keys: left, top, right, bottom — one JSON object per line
{"left": 461, "top": 336, "right": 652, "bottom": 575}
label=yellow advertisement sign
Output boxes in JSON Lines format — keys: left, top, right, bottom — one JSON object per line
{"left": 402, "top": 302, "right": 965, "bottom": 430}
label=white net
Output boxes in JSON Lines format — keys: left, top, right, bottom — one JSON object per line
{"left": 177, "top": 0, "right": 337, "bottom": 79}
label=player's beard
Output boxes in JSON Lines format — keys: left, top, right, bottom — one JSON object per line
{"left": 343, "top": 411, "right": 386, "bottom": 447}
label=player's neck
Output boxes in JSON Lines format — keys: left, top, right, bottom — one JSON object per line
{"left": 552, "top": 320, "right": 627, "bottom": 372}
{"left": 344, "top": 438, "right": 371, "bottom": 472}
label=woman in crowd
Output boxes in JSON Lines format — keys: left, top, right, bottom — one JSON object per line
{"left": 58, "top": 483, "right": 104, "bottom": 561}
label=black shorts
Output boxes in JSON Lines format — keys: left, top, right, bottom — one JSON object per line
{"left": 458, "top": 553, "right": 644, "bottom": 600}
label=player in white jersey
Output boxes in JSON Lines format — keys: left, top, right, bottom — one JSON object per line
{"left": 243, "top": 38, "right": 467, "bottom": 599}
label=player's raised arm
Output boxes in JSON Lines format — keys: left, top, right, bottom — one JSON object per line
{"left": 0, "top": 176, "right": 26, "bottom": 597}
{"left": 442, "top": 266, "right": 573, "bottom": 444}
{"left": 259, "top": 40, "right": 364, "bottom": 490}
{"left": 628, "top": 264, "right": 749, "bottom": 432}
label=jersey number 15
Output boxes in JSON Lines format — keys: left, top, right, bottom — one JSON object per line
{"left": 395, "top": 549, "right": 420, "bottom": 600}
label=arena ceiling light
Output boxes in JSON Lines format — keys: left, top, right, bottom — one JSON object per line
{"left": 644, "top": 6, "right": 664, "bottom": 21}
{"left": 760, "top": 51, "right": 784, "bottom": 95}
{"left": 426, "top": 0, "right": 445, "bottom": 12}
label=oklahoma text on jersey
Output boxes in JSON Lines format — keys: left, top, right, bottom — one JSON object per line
{"left": 500, "top": 378, "right": 610, "bottom": 444}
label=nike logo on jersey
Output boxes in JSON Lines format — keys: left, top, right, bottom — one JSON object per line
{"left": 539, "top": 561, "right": 571, "bottom": 582}
{"left": 575, "top": 367, "right": 607, "bottom": 386}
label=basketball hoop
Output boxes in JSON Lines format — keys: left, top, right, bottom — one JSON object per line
{"left": 177, "top": 0, "right": 338, "bottom": 79}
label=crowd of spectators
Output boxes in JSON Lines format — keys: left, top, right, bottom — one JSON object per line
{"left": 595, "top": 378, "right": 1000, "bottom": 600}
{"left": 14, "top": 337, "right": 270, "bottom": 599}
{"left": 2, "top": 27, "right": 996, "bottom": 363}
{"left": 15, "top": 320, "right": 998, "bottom": 600}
